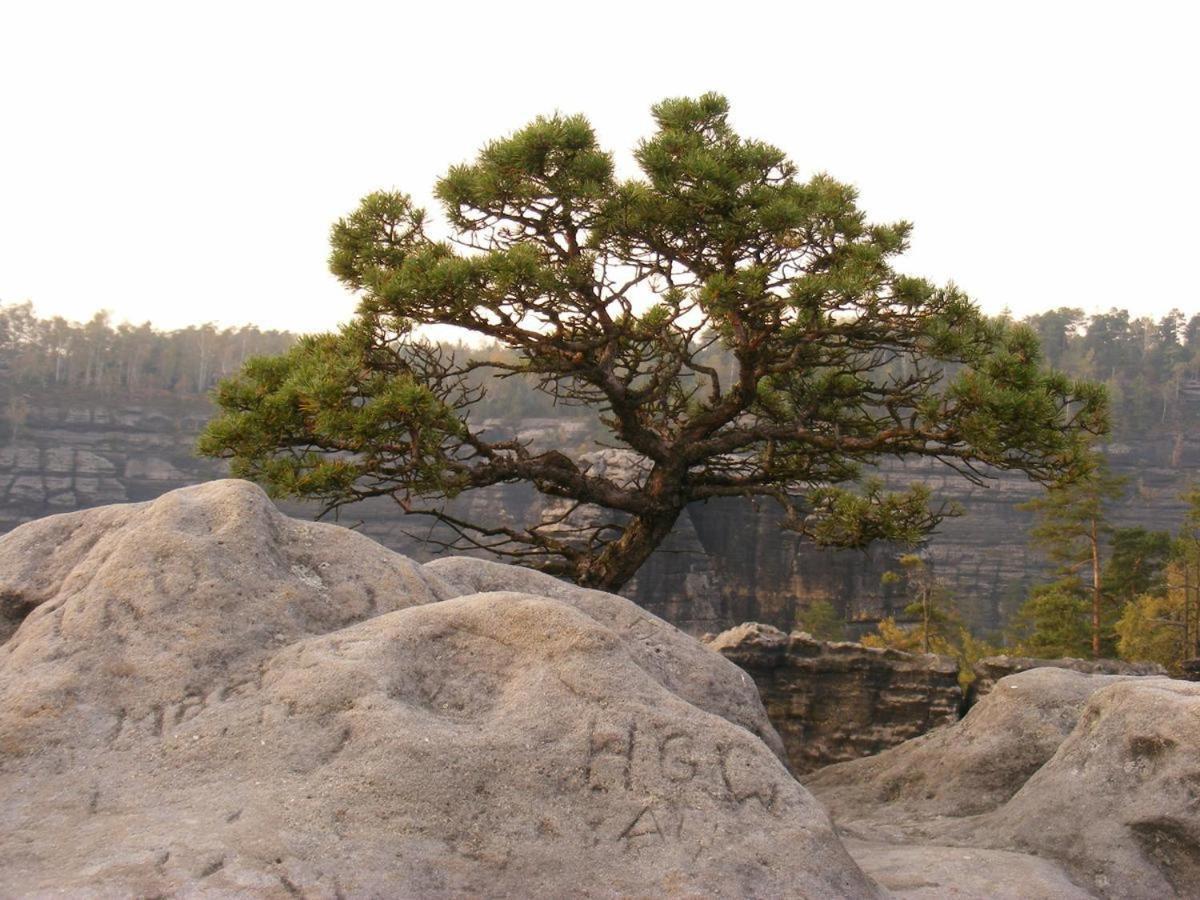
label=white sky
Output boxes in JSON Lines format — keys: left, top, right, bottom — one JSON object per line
{"left": 1, "top": 1, "right": 1196, "bottom": 333}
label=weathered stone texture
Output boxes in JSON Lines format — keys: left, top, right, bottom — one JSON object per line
{"left": 0, "top": 481, "right": 880, "bottom": 898}
{"left": 806, "top": 667, "right": 1200, "bottom": 899}
{"left": 708, "top": 623, "right": 961, "bottom": 774}
{"left": 970, "top": 654, "right": 1169, "bottom": 701}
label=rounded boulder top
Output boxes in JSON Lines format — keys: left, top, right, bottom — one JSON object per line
{"left": 0, "top": 480, "right": 880, "bottom": 898}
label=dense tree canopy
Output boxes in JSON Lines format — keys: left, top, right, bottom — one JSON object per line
{"left": 199, "top": 94, "right": 1106, "bottom": 591}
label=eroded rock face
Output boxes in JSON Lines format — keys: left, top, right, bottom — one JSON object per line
{"left": 708, "top": 623, "right": 961, "bottom": 774}
{"left": 805, "top": 667, "right": 1143, "bottom": 827}
{"left": 805, "top": 667, "right": 1200, "bottom": 899}
{"left": 982, "top": 678, "right": 1200, "bottom": 898}
{"left": 970, "top": 654, "right": 1168, "bottom": 701}
{"left": 0, "top": 480, "right": 878, "bottom": 899}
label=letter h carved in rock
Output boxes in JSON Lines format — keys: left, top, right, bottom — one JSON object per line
{"left": 586, "top": 720, "right": 636, "bottom": 793}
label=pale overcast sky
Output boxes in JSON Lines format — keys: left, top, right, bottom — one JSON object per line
{"left": 1, "top": 1, "right": 1196, "bottom": 332}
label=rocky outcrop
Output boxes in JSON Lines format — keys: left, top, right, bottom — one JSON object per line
{"left": 0, "top": 481, "right": 879, "bottom": 898}
{"left": 970, "top": 654, "right": 1169, "bottom": 701}
{"left": 805, "top": 667, "right": 1200, "bottom": 899}
{"left": 805, "top": 667, "right": 1144, "bottom": 825}
{"left": 981, "top": 677, "right": 1200, "bottom": 898}
{"left": 708, "top": 623, "right": 961, "bottom": 774}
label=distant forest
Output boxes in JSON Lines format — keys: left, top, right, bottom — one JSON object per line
{"left": 0, "top": 301, "right": 294, "bottom": 397}
{"left": 3, "top": 300, "right": 1200, "bottom": 440}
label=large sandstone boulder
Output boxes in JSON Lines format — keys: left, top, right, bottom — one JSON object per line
{"left": 0, "top": 480, "right": 879, "bottom": 898}
{"left": 805, "top": 667, "right": 1144, "bottom": 827}
{"left": 980, "top": 677, "right": 1200, "bottom": 898}
{"left": 806, "top": 667, "right": 1200, "bottom": 899}
{"left": 424, "top": 558, "right": 784, "bottom": 762}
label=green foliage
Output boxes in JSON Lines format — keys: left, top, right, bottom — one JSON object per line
{"left": 796, "top": 599, "right": 846, "bottom": 642}
{"left": 197, "top": 322, "right": 466, "bottom": 510}
{"left": 1010, "top": 582, "right": 1092, "bottom": 658}
{"left": 1019, "top": 452, "right": 1126, "bottom": 657}
{"left": 1020, "top": 454, "right": 1126, "bottom": 571}
{"left": 1114, "top": 561, "right": 1190, "bottom": 672}
{"left": 869, "top": 554, "right": 960, "bottom": 653}
{"left": 1102, "top": 527, "right": 1172, "bottom": 606}
{"left": 863, "top": 555, "right": 997, "bottom": 688}
{"left": 198, "top": 95, "right": 1107, "bottom": 590}
{"left": 1110, "top": 485, "right": 1200, "bottom": 670}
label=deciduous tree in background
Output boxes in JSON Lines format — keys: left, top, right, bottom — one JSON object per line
{"left": 199, "top": 94, "right": 1106, "bottom": 592}
{"left": 873, "top": 553, "right": 960, "bottom": 654}
{"left": 1115, "top": 563, "right": 1189, "bottom": 672}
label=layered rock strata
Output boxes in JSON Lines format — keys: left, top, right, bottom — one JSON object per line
{"left": 707, "top": 623, "right": 961, "bottom": 775}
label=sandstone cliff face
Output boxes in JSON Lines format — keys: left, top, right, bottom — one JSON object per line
{"left": 0, "top": 481, "right": 879, "bottom": 899}
{"left": 707, "top": 623, "right": 961, "bottom": 775}
{"left": 4, "top": 388, "right": 1198, "bottom": 637}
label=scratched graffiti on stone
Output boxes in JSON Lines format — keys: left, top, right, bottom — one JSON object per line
{"left": 584, "top": 719, "right": 782, "bottom": 819}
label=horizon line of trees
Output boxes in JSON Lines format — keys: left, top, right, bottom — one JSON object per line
{"left": 0, "top": 301, "right": 295, "bottom": 396}
{"left": 5, "top": 301, "right": 1200, "bottom": 441}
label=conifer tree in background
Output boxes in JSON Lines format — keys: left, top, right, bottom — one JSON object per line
{"left": 1016, "top": 454, "right": 1126, "bottom": 658}
{"left": 1168, "top": 483, "right": 1200, "bottom": 661}
{"left": 199, "top": 94, "right": 1106, "bottom": 592}
{"left": 1102, "top": 526, "right": 1172, "bottom": 612}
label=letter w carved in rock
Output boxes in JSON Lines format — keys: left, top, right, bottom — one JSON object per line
{"left": 716, "top": 743, "right": 779, "bottom": 813}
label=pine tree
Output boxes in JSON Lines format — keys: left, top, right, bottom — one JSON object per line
{"left": 199, "top": 95, "right": 1107, "bottom": 591}
{"left": 1018, "top": 452, "right": 1126, "bottom": 657}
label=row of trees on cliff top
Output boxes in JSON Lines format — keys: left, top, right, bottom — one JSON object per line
{"left": 196, "top": 94, "right": 1105, "bottom": 592}
{"left": 6, "top": 299, "right": 1200, "bottom": 445}
{"left": 0, "top": 302, "right": 294, "bottom": 395}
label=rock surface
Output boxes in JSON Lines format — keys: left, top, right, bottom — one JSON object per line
{"left": 842, "top": 839, "right": 1095, "bottom": 899}
{"left": 978, "top": 677, "right": 1200, "bottom": 898}
{"left": 708, "top": 623, "right": 961, "bottom": 774}
{"left": 805, "top": 667, "right": 1143, "bottom": 827}
{"left": 970, "top": 654, "right": 1169, "bottom": 701}
{"left": 0, "top": 480, "right": 879, "bottom": 898}
{"left": 806, "top": 667, "right": 1200, "bottom": 899}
